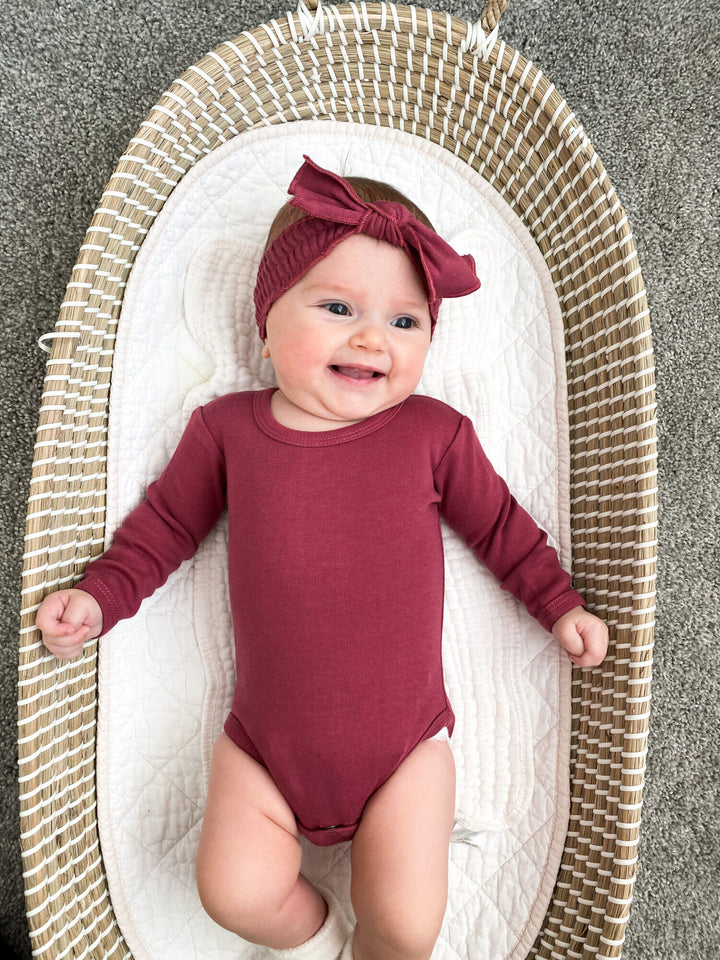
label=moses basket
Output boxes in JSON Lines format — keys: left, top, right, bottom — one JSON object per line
{"left": 19, "top": 1, "right": 657, "bottom": 958}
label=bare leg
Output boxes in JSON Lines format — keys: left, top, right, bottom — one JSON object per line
{"left": 349, "top": 738, "right": 456, "bottom": 960}
{"left": 195, "top": 732, "right": 328, "bottom": 948}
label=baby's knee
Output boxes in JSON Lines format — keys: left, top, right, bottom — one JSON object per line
{"left": 195, "top": 851, "right": 295, "bottom": 940}
{"left": 355, "top": 903, "right": 445, "bottom": 960}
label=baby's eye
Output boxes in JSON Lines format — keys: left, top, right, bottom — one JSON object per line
{"left": 324, "top": 302, "right": 350, "bottom": 316}
{"left": 391, "top": 316, "right": 419, "bottom": 330}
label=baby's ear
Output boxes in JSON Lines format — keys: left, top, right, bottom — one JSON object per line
{"left": 261, "top": 344, "right": 271, "bottom": 359}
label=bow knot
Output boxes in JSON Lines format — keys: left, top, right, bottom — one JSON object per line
{"left": 358, "top": 202, "right": 408, "bottom": 248}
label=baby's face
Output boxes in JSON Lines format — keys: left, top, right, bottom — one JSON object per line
{"left": 262, "top": 234, "right": 432, "bottom": 432}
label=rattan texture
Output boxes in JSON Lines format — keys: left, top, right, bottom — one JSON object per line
{"left": 19, "top": 2, "right": 657, "bottom": 958}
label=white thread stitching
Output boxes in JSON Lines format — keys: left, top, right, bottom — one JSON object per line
{"left": 297, "top": 0, "right": 325, "bottom": 39}
{"left": 462, "top": 18, "right": 500, "bottom": 60}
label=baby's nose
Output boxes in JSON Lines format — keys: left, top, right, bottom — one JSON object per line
{"left": 349, "top": 321, "right": 387, "bottom": 351}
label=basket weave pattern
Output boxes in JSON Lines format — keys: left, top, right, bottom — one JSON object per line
{"left": 19, "top": 3, "right": 656, "bottom": 958}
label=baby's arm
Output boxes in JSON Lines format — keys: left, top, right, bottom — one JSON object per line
{"left": 34, "top": 403, "right": 227, "bottom": 660}
{"left": 35, "top": 589, "right": 103, "bottom": 660}
{"left": 552, "top": 606, "right": 609, "bottom": 667}
{"left": 435, "top": 413, "right": 609, "bottom": 663}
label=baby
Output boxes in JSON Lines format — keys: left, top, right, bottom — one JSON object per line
{"left": 36, "top": 156, "right": 608, "bottom": 960}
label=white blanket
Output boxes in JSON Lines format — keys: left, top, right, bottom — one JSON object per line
{"left": 97, "top": 121, "right": 572, "bottom": 960}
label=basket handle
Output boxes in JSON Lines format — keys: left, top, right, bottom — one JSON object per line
{"left": 479, "top": 0, "right": 510, "bottom": 31}
{"left": 296, "top": 0, "right": 511, "bottom": 33}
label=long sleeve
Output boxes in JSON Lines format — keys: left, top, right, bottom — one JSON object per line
{"left": 435, "top": 415, "right": 584, "bottom": 632}
{"left": 78, "top": 406, "right": 227, "bottom": 635}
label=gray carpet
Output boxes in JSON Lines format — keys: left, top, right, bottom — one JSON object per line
{"left": 2, "top": 1, "right": 718, "bottom": 957}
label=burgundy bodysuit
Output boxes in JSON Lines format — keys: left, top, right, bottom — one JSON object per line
{"left": 79, "top": 388, "right": 584, "bottom": 845}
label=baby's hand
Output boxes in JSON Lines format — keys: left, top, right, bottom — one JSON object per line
{"left": 35, "top": 589, "right": 103, "bottom": 660}
{"left": 552, "top": 606, "right": 609, "bottom": 668}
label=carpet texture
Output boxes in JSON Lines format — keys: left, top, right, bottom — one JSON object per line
{"left": 1, "top": 1, "right": 718, "bottom": 958}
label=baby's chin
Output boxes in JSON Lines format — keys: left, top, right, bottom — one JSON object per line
{"left": 271, "top": 372, "right": 419, "bottom": 431}
{"left": 269, "top": 389, "right": 364, "bottom": 431}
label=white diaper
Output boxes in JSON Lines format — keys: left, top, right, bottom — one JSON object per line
{"left": 428, "top": 726, "right": 450, "bottom": 743}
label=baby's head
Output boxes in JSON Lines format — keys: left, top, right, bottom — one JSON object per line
{"left": 254, "top": 157, "right": 480, "bottom": 431}
{"left": 255, "top": 156, "right": 480, "bottom": 341}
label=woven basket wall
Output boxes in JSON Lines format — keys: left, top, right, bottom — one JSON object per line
{"left": 19, "top": 2, "right": 657, "bottom": 958}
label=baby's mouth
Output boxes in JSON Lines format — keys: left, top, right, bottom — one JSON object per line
{"left": 330, "top": 365, "right": 385, "bottom": 380}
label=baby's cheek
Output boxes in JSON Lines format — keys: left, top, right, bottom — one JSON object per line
{"left": 408, "top": 343, "right": 431, "bottom": 381}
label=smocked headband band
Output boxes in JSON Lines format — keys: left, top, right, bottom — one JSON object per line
{"left": 254, "top": 155, "right": 481, "bottom": 340}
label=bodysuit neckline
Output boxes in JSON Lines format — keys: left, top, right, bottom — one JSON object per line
{"left": 253, "top": 387, "right": 405, "bottom": 447}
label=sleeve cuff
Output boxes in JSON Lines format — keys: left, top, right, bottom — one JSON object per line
{"left": 538, "top": 590, "right": 586, "bottom": 633}
{"left": 75, "top": 578, "right": 119, "bottom": 637}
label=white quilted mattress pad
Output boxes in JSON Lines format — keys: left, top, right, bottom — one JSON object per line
{"left": 98, "top": 121, "right": 572, "bottom": 960}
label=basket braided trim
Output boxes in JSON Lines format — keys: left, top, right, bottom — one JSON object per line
{"left": 19, "top": 5, "right": 656, "bottom": 959}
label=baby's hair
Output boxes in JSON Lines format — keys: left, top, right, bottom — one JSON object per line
{"left": 263, "top": 175, "right": 435, "bottom": 251}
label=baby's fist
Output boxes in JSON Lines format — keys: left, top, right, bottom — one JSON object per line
{"left": 35, "top": 589, "right": 103, "bottom": 660}
{"left": 552, "top": 606, "right": 608, "bottom": 668}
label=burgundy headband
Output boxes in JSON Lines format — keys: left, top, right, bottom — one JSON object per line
{"left": 254, "top": 155, "right": 481, "bottom": 340}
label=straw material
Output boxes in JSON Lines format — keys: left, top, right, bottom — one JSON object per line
{"left": 19, "top": 2, "right": 656, "bottom": 958}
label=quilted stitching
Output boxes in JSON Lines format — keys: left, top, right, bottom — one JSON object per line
{"left": 97, "top": 122, "right": 571, "bottom": 960}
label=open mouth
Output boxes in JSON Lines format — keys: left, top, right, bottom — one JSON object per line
{"left": 330, "top": 365, "right": 385, "bottom": 380}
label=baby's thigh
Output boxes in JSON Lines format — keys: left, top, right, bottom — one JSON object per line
{"left": 350, "top": 740, "right": 456, "bottom": 951}
{"left": 196, "top": 732, "right": 302, "bottom": 920}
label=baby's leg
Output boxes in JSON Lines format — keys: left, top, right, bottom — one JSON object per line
{"left": 349, "top": 739, "right": 456, "bottom": 960}
{"left": 195, "top": 732, "right": 327, "bottom": 948}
